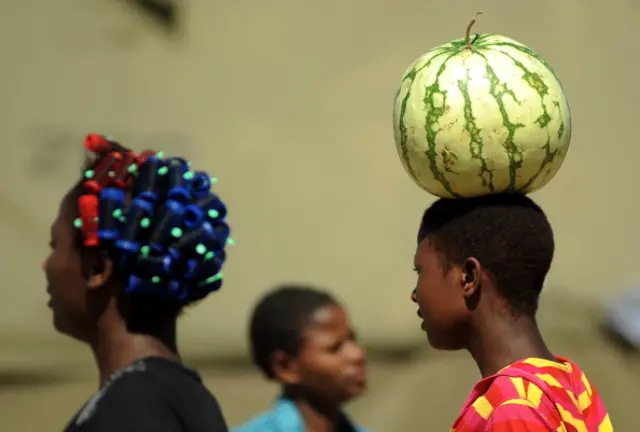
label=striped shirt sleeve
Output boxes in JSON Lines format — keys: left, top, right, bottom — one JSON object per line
{"left": 484, "top": 400, "right": 555, "bottom": 431}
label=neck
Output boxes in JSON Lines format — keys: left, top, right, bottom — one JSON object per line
{"left": 283, "top": 390, "right": 343, "bottom": 432}
{"left": 91, "top": 307, "right": 180, "bottom": 387}
{"left": 467, "top": 312, "right": 555, "bottom": 378}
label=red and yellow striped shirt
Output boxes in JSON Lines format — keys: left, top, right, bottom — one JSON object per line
{"left": 451, "top": 357, "right": 612, "bottom": 431}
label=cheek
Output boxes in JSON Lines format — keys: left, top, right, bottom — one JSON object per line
{"left": 47, "top": 250, "right": 82, "bottom": 288}
{"left": 44, "top": 251, "right": 63, "bottom": 281}
{"left": 417, "top": 273, "right": 456, "bottom": 315}
{"left": 300, "top": 352, "right": 342, "bottom": 380}
{"left": 416, "top": 274, "right": 439, "bottom": 307}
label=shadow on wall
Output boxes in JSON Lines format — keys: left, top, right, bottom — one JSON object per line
{"left": 23, "top": 125, "right": 192, "bottom": 181}
{"left": 122, "top": 0, "right": 180, "bottom": 32}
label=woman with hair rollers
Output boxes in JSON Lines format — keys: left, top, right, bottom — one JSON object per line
{"left": 43, "top": 133, "right": 231, "bottom": 431}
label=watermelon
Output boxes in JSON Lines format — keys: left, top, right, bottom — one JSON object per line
{"left": 393, "top": 13, "right": 571, "bottom": 198}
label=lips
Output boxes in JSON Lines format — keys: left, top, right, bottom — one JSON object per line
{"left": 417, "top": 310, "right": 426, "bottom": 331}
{"left": 348, "top": 367, "right": 367, "bottom": 384}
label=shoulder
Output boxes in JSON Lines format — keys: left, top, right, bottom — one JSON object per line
{"left": 484, "top": 400, "right": 556, "bottom": 431}
{"left": 231, "top": 410, "right": 371, "bottom": 432}
{"left": 76, "top": 365, "right": 164, "bottom": 419}
{"left": 69, "top": 359, "right": 227, "bottom": 431}
{"left": 232, "top": 410, "right": 278, "bottom": 432}
{"left": 68, "top": 369, "right": 179, "bottom": 431}
{"left": 456, "top": 376, "right": 557, "bottom": 430}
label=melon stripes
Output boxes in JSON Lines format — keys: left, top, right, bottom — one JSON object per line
{"left": 393, "top": 33, "right": 571, "bottom": 198}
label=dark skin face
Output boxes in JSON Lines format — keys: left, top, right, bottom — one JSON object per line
{"left": 410, "top": 237, "right": 483, "bottom": 351}
{"left": 411, "top": 237, "right": 557, "bottom": 377}
{"left": 44, "top": 194, "right": 181, "bottom": 386}
{"left": 271, "top": 304, "right": 367, "bottom": 409}
{"left": 43, "top": 195, "right": 114, "bottom": 343}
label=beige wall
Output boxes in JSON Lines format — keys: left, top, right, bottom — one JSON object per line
{"left": 0, "top": 0, "right": 638, "bottom": 372}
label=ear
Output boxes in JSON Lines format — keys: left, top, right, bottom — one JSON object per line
{"left": 461, "top": 257, "right": 482, "bottom": 297}
{"left": 270, "top": 350, "right": 301, "bottom": 385}
{"left": 81, "top": 250, "right": 114, "bottom": 290}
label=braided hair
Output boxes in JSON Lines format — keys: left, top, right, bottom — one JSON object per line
{"left": 68, "top": 133, "right": 231, "bottom": 309}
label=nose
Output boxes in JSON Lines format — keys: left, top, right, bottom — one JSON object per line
{"left": 410, "top": 287, "right": 417, "bottom": 303}
{"left": 346, "top": 341, "right": 366, "bottom": 365}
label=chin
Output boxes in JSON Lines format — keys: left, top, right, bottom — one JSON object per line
{"left": 342, "top": 380, "right": 367, "bottom": 402}
{"left": 52, "top": 313, "right": 89, "bottom": 343}
{"left": 426, "top": 331, "right": 464, "bottom": 351}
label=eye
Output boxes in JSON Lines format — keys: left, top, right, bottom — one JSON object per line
{"left": 329, "top": 341, "right": 343, "bottom": 353}
{"left": 413, "top": 265, "right": 420, "bottom": 274}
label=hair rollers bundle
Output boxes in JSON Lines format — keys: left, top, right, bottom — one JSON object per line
{"left": 75, "top": 133, "right": 231, "bottom": 303}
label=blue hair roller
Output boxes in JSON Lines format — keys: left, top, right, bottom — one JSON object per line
{"left": 196, "top": 193, "right": 227, "bottom": 221}
{"left": 134, "top": 255, "right": 166, "bottom": 278}
{"left": 161, "top": 249, "right": 182, "bottom": 276}
{"left": 162, "top": 253, "right": 197, "bottom": 280}
{"left": 183, "top": 204, "right": 204, "bottom": 229}
{"left": 167, "top": 279, "right": 188, "bottom": 302}
{"left": 168, "top": 221, "right": 220, "bottom": 255}
{"left": 133, "top": 156, "right": 163, "bottom": 203}
{"left": 98, "top": 187, "right": 126, "bottom": 241}
{"left": 120, "top": 198, "right": 154, "bottom": 241}
{"left": 127, "top": 273, "right": 185, "bottom": 301}
{"left": 148, "top": 199, "right": 185, "bottom": 252}
{"left": 162, "top": 251, "right": 198, "bottom": 279}
{"left": 213, "top": 222, "right": 230, "bottom": 247}
{"left": 197, "top": 272, "right": 223, "bottom": 292}
{"left": 115, "top": 238, "right": 140, "bottom": 269}
{"left": 184, "top": 259, "right": 199, "bottom": 279}
{"left": 114, "top": 198, "right": 154, "bottom": 268}
{"left": 166, "top": 157, "right": 191, "bottom": 203}
{"left": 191, "top": 171, "right": 211, "bottom": 199}
{"left": 196, "top": 254, "right": 225, "bottom": 285}
{"left": 125, "top": 274, "right": 146, "bottom": 294}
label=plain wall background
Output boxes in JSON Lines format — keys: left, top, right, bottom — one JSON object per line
{"left": 0, "top": 0, "right": 638, "bottom": 374}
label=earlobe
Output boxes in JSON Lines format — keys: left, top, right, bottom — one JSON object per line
{"left": 462, "top": 258, "right": 481, "bottom": 295}
{"left": 87, "top": 258, "right": 114, "bottom": 290}
{"left": 270, "top": 351, "right": 301, "bottom": 385}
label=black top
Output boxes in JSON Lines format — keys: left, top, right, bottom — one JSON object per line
{"left": 64, "top": 357, "right": 228, "bottom": 432}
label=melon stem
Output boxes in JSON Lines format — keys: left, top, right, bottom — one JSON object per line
{"left": 465, "top": 10, "right": 484, "bottom": 50}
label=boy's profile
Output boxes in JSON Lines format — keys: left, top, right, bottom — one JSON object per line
{"left": 411, "top": 194, "right": 612, "bottom": 431}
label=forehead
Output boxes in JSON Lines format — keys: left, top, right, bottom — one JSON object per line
{"left": 415, "top": 237, "right": 437, "bottom": 261}
{"left": 310, "top": 304, "right": 347, "bottom": 327}
{"left": 302, "top": 305, "right": 350, "bottom": 339}
{"left": 51, "top": 193, "right": 75, "bottom": 238}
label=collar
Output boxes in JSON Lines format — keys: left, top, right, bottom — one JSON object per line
{"left": 272, "top": 396, "right": 364, "bottom": 432}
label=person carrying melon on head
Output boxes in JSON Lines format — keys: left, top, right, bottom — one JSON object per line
{"left": 43, "top": 133, "right": 231, "bottom": 431}
{"left": 392, "top": 12, "right": 612, "bottom": 431}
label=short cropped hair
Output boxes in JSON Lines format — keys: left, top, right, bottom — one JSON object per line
{"left": 418, "top": 194, "right": 554, "bottom": 315}
{"left": 249, "top": 285, "right": 336, "bottom": 379}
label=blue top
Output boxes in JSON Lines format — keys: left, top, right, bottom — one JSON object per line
{"left": 232, "top": 396, "right": 372, "bottom": 432}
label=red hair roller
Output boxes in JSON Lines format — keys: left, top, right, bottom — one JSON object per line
{"left": 84, "top": 133, "right": 112, "bottom": 154}
{"left": 84, "top": 152, "right": 123, "bottom": 194}
{"left": 111, "top": 153, "right": 137, "bottom": 189}
{"left": 78, "top": 194, "right": 99, "bottom": 247}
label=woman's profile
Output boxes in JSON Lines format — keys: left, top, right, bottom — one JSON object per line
{"left": 44, "top": 133, "right": 231, "bottom": 431}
